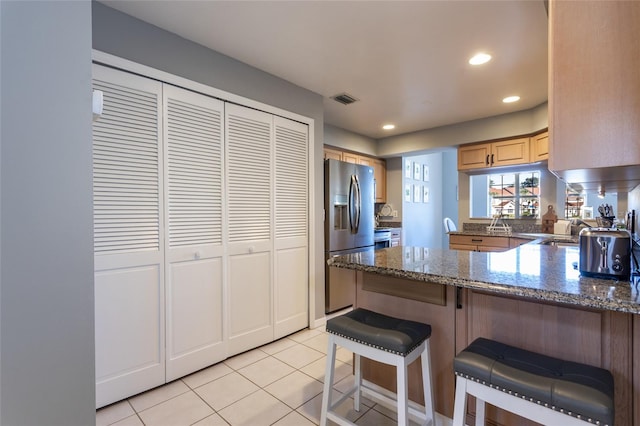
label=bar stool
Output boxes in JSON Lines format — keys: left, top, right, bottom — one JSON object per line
{"left": 320, "top": 308, "right": 435, "bottom": 426}
{"left": 453, "top": 338, "right": 615, "bottom": 426}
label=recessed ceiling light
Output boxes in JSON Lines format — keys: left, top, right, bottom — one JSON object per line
{"left": 382, "top": 124, "right": 395, "bottom": 130}
{"left": 502, "top": 95, "right": 520, "bottom": 103}
{"left": 469, "top": 53, "right": 492, "bottom": 65}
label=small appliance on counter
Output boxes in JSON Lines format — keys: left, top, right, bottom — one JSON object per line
{"left": 579, "top": 228, "right": 632, "bottom": 280}
{"left": 553, "top": 219, "right": 571, "bottom": 235}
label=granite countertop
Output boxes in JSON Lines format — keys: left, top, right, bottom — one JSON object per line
{"left": 448, "top": 231, "right": 579, "bottom": 244}
{"left": 327, "top": 244, "right": 640, "bottom": 314}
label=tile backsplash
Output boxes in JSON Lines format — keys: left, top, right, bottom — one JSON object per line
{"left": 463, "top": 220, "right": 541, "bottom": 233}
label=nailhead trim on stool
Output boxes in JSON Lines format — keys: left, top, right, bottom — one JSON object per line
{"left": 319, "top": 308, "right": 436, "bottom": 426}
{"left": 452, "top": 338, "right": 615, "bottom": 426}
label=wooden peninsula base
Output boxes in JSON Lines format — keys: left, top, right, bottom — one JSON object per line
{"left": 354, "top": 270, "right": 634, "bottom": 426}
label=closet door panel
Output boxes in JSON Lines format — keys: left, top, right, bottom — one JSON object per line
{"left": 227, "top": 252, "right": 273, "bottom": 355}
{"left": 274, "top": 117, "right": 309, "bottom": 338}
{"left": 95, "top": 265, "right": 163, "bottom": 405}
{"left": 225, "top": 104, "right": 273, "bottom": 355}
{"left": 92, "top": 64, "right": 165, "bottom": 408}
{"left": 163, "top": 84, "right": 226, "bottom": 380}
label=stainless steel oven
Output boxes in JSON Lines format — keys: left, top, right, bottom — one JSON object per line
{"left": 374, "top": 229, "right": 391, "bottom": 249}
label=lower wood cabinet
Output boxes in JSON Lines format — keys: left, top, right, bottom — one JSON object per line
{"left": 353, "top": 271, "right": 635, "bottom": 425}
{"left": 457, "top": 290, "right": 632, "bottom": 426}
{"left": 355, "top": 271, "right": 457, "bottom": 418}
{"left": 448, "top": 234, "right": 510, "bottom": 252}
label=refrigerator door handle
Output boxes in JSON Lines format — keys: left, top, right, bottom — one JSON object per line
{"left": 348, "top": 175, "right": 357, "bottom": 233}
{"left": 354, "top": 175, "right": 361, "bottom": 233}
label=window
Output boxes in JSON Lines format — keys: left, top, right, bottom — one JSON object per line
{"left": 564, "top": 185, "right": 617, "bottom": 219}
{"left": 470, "top": 171, "right": 540, "bottom": 219}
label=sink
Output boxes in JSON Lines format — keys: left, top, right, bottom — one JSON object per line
{"left": 540, "top": 238, "right": 578, "bottom": 247}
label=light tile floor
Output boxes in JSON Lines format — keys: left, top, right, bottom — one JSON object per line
{"left": 96, "top": 327, "right": 425, "bottom": 426}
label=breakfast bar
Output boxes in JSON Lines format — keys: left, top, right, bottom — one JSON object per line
{"left": 328, "top": 244, "right": 640, "bottom": 426}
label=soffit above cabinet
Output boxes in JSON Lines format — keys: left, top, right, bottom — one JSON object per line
{"left": 552, "top": 166, "right": 640, "bottom": 193}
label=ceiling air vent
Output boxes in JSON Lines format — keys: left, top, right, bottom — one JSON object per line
{"left": 331, "top": 93, "right": 358, "bottom": 105}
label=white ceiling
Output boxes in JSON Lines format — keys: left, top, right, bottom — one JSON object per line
{"left": 99, "top": 0, "right": 548, "bottom": 139}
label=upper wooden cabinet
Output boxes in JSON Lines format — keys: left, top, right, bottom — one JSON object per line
{"left": 549, "top": 0, "right": 640, "bottom": 191}
{"left": 530, "top": 131, "right": 549, "bottom": 162}
{"left": 323, "top": 147, "right": 343, "bottom": 161}
{"left": 458, "top": 137, "right": 530, "bottom": 171}
{"left": 373, "top": 158, "right": 386, "bottom": 203}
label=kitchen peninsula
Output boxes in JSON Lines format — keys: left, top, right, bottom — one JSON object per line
{"left": 328, "top": 244, "right": 640, "bottom": 426}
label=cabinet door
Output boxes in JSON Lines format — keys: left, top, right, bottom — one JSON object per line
{"left": 358, "top": 156, "right": 372, "bottom": 166}
{"left": 457, "top": 143, "right": 491, "bottom": 170}
{"left": 491, "top": 137, "right": 530, "bottom": 167}
{"left": 324, "top": 147, "right": 342, "bottom": 161}
{"left": 163, "top": 85, "right": 226, "bottom": 381}
{"left": 342, "top": 151, "right": 359, "bottom": 164}
{"left": 530, "top": 131, "right": 549, "bottom": 162}
{"left": 550, "top": 1, "right": 640, "bottom": 173}
{"left": 226, "top": 103, "right": 274, "bottom": 356}
{"left": 92, "top": 64, "right": 165, "bottom": 408}
{"left": 373, "top": 158, "right": 386, "bottom": 202}
{"left": 274, "top": 116, "right": 308, "bottom": 338}
{"left": 449, "top": 243, "right": 477, "bottom": 251}
{"left": 509, "top": 237, "right": 531, "bottom": 249}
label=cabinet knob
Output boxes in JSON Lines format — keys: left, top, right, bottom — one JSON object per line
{"left": 248, "top": 246, "right": 254, "bottom": 253}
{"left": 194, "top": 251, "right": 202, "bottom": 259}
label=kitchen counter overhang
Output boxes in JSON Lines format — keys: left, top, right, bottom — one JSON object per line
{"left": 327, "top": 244, "right": 640, "bottom": 314}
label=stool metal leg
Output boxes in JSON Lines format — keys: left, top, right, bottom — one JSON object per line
{"left": 320, "top": 335, "right": 337, "bottom": 426}
{"left": 421, "top": 339, "right": 435, "bottom": 426}
{"left": 452, "top": 375, "right": 468, "bottom": 426}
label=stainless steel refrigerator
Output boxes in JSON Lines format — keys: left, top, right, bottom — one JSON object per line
{"left": 324, "top": 159, "right": 374, "bottom": 313}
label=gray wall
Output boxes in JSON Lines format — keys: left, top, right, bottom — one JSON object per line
{"left": 377, "top": 103, "right": 548, "bottom": 157}
{"left": 324, "top": 124, "right": 378, "bottom": 156}
{"left": 1, "top": 1, "right": 96, "bottom": 424}
{"left": 92, "top": 2, "right": 327, "bottom": 322}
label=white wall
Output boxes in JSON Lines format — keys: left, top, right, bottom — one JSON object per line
{"left": 402, "top": 154, "right": 443, "bottom": 248}
{"left": 92, "top": 2, "right": 327, "bottom": 322}
{"left": 0, "top": 1, "right": 96, "bottom": 424}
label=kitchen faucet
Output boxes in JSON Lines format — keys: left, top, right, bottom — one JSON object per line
{"left": 571, "top": 218, "right": 591, "bottom": 235}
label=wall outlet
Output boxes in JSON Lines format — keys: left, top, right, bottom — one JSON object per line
{"left": 392, "top": 210, "right": 398, "bottom": 217}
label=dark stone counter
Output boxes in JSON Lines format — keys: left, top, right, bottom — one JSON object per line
{"left": 327, "top": 245, "right": 640, "bottom": 314}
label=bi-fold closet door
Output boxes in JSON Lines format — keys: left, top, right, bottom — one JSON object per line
{"left": 93, "top": 64, "right": 308, "bottom": 408}
{"left": 163, "top": 84, "right": 226, "bottom": 382}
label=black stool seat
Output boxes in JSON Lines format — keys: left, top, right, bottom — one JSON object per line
{"left": 326, "top": 308, "right": 432, "bottom": 356}
{"left": 454, "top": 338, "right": 614, "bottom": 425}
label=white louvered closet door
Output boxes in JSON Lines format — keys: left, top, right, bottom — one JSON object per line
{"left": 225, "top": 103, "right": 274, "bottom": 356}
{"left": 273, "top": 117, "right": 309, "bottom": 339}
{"left": 163, "top": 84, "right": 226, "bottom": 381}
{"left": 92, "top": 64, "right": 165, "bottom": 408}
